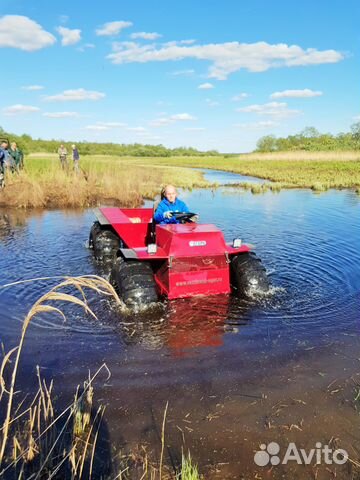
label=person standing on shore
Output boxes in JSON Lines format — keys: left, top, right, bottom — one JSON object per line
{"left": 0, "top": 140, "right": 9, "bottom": 187}
{"left": 58, "top": 144, "right": 68, "bottom": 170}
{"left": 72, "top": 144, "right": 80, "bottom": 173}
{"left": 8, "top": 142, "right": 23, "bottom": 173}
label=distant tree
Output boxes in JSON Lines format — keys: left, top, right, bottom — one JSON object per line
{"left": 256, "top": 135, "right": 278, "bottom": 152}
{"left": 301, "top": 126, "right": 320, "bottom": 138}
{"left": 351, "top": 122, "right": 360, "bottom": 149}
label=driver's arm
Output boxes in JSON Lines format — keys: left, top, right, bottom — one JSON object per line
{"left": 154, "top": 201, "right": 174, "bottom": 224}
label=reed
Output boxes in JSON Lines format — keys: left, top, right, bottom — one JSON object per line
{"left": 0, "top": 276, "right": 201, "bottom": 479}
{"left": 2, "top": 151, "right": 358, "bottom": 208}
{"left": 0, "top": 275, "right": 122, "bottom": 478}
{"left": 0, "top": 155, "right": 212, "bottom": 209}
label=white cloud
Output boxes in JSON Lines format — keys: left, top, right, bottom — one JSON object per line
{"left": 44, "top": 88, "right": 105, "bottom": 102}
{"left": 270, "top": 88, "right": 323, "bottom": 99}
{"left": 43, "top": 111, "right": 79, "bottom": 118}
{"left": 85, "top": 121, "right": 127, "bottom": 131}
{"left": 127, "top": 126, "right": 147, "bottom": 132}
{"left": 149, "top": 117, "right": 173, "bottom": 127}
{"left": 184, "top": 127, "right": 205, "bottom": 132}
{"left": 77, "top": 43, "right": 95, "bottom": 52}
{"left": 232, "top": 93, "right": 249, "bottom": 101}
{"left": 150, "top": 112, "right": 197, "bottom": 127}
{"left": 237, "top": 101, "right": 300, "bottom": 118}
{"left": 97, "top": 121, "right": 127, "bottom": 128}
{"left": 205, "top": 98, "right": 219, "bottom": 107}
{"left": 96, "top": 21, "right": 132, "bottom": 36}
{"left": 170, "top": 113, "right": 196, "bottom": 121}
{"left": 85, "top": 125, "right": 108, "bottom": 131}
{"left": 170, "top": 69, "right": 195, "bottom": 76}
{"left": 130, "top": 32, "right": 162, "bottom": 40}
{"left": 0, "top": 15, "right": 56, "bottom": 51}
{"left": 107, "top": 40, "right": 344, "bottom": 80}
{"left": 56, "top": 26, "right": 81, "bottom": 46}
{"left": 59, "top": 15, "right": 69, "bottom": 24}
{"left": 233, "top": 120, "right": 279, "bottom": 129}
{"left": 178, "top": 39, "right": 196, "bottom": 45}
{"left": 198, "top": 82, "right": 214, "bottom": 90}
{"left": 21, "top": 85, "right": 44, "bottom": 91}
{"left": 352, "top": 115, "right": 360, "bottom": 121}
{"left": 3, "top": 104, "right": 40, "bottom": 115}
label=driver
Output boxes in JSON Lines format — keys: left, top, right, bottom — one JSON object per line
{"left": 154, "top": 184, "right": 190, "bottom": 224}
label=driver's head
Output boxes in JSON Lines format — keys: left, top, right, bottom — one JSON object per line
{"left": 164, "top": 185, "right": 177, "bottom": 204}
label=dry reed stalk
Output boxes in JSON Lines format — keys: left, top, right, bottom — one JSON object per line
{"left": 159, "top": 401, "right": 169, "bottom": 480}
{"left": 0, "top": 275, "right": 123, "bottom": 467}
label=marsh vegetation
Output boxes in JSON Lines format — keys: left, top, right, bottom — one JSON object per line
{"left": 1, "top": 150, "right": 359, "bottom": 208}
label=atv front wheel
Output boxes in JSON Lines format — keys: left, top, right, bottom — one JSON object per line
{"left": 89, "top": 221, "right": 120, "bottom": 261}
{"left": 110, "top": 256, "right": 159, "bottom": 308}
{"left": 230, "top": 252, "right": 269, "bottom": 297}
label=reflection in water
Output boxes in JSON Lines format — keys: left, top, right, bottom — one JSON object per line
{"left": 113, "top": 296, "right": 241, "bottom": 355}
{"left": 0, "top": 184, "right": 360, "bottom": 479}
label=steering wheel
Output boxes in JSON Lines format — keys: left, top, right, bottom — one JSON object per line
{"left": 171, "top": 212, "right": 198, "bottom": 223}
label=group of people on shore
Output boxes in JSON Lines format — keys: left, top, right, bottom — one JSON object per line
{"left": 0, "top": 140, "right": 24, "bottom": 172}
{"left": 0, "top": 139, "right": 81, "bottom": 190}
{"left": 0, "top": 139, "right": 24, "bottom": 188}
{"left": 58, "top": 144, "right": 80, "bottom": 172}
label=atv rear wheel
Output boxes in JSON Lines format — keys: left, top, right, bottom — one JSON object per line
{"left": 89, "top": 221, "right": 120, "bottom": 261}
{"left": 110, "top": 256, "right": 159, "bottom": 308}
{"left": 230, "top": 252, "right": 269, "bottom": 297}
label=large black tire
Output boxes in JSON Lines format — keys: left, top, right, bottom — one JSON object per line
{"left": 230, "top": 252, "right": 269, "bottom": 297}
{"left": 89, "top": 221, "right": 120, "bottom": 261}
{"left": 110, "top": 256, "right": 159, "bottom": 308}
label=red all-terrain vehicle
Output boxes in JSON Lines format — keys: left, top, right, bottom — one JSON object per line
{"left": 89, "top": 207, "right": 269, "bottom": 308}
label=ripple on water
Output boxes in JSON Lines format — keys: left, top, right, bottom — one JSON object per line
{"left": 0, "top": 188, "right": 359, "bottom": 349}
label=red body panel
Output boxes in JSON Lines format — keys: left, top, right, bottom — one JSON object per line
{"left": 154, "top": 254, "right": 230, "bottom": 299}
{"left": 98, "top": 207, "right": 251, "bottom": 299}
{"left": 100, "top": 207, "right": 153, "bottom": 248}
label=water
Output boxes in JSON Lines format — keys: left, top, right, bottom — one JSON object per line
{"left": 197, "top": 168, "right": 265, "bottom": 185}
{"left": 0, "top": 181, "right": 360, "bottom": 479}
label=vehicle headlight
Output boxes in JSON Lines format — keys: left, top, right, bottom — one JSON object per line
{"left": 232, "top": 238, "right": 242, "bottom": 248}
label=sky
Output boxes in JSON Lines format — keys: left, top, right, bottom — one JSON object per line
{"left": 0, "top": 0, "right": 359, "bottom": 152}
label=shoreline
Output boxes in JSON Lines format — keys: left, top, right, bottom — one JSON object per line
{"left": 0, "top": 153, "right": 359, "bottom": 209}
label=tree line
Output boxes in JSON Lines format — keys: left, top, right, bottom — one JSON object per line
{"left": 0, "top": 127, "right": 219, "bottom": 157}
{"left": 256, "top": 123, "right": 360, "bottom": 152}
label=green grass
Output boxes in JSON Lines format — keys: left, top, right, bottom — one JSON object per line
{"left": 0, "top": 154, "right": 213, "bottom": 208}
{"left": 2, "top": 151, "right": 359, "bottom": 208}
{"left": 177, "top": 452, "right": 200, "bottom": 479}
{"left": 127, "top": 152, "right": 360, "bottom": 191}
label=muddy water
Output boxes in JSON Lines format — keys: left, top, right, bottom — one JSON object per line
{"left": 1, "top": 180, "right": 360, "bottom": 479}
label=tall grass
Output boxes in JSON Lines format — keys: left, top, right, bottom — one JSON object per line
{"left": 133, "top": 152, "right": 360, "bottom": 191}
{"left": 0, "top": 155, "right": 211, "bottom": 209}
{"left": 0, "top": 275, "right": 122, "bottom": 478}
{"left": 2, "top": 151, "right": 359, "bottom": 208}
{"left": 177, "top": 452, "right": 200, "bottom": 480}
{"left": 0, "top": 276, "right": 200, "bottom": 479}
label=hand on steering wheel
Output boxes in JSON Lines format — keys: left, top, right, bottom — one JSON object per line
{"left": 170, "top": 212, "right": 199, "bottom": 223}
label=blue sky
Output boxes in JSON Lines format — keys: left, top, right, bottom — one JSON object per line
{"left": 0, "top": 0, "right": 358, "bottom": 152}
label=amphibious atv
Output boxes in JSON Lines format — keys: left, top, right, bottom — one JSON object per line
{"left": 89, "top": 207, "right": 269, "bottom": 308}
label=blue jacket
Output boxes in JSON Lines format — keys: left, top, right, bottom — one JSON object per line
{"left": 154, "top": 197, "right": 189, "bottom": 224}
{"left": 0, "top": 148, "right": 5, "bottom": 167}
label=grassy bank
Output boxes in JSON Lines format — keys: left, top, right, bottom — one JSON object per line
{"left": 1, "top": 151, "right": 360, "bottom": 208}
{"left": 131, "top": 151, "right": 360, "bottom": 191}
{"left": 0, "top": 154, "right": 212, "bottom": 209}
